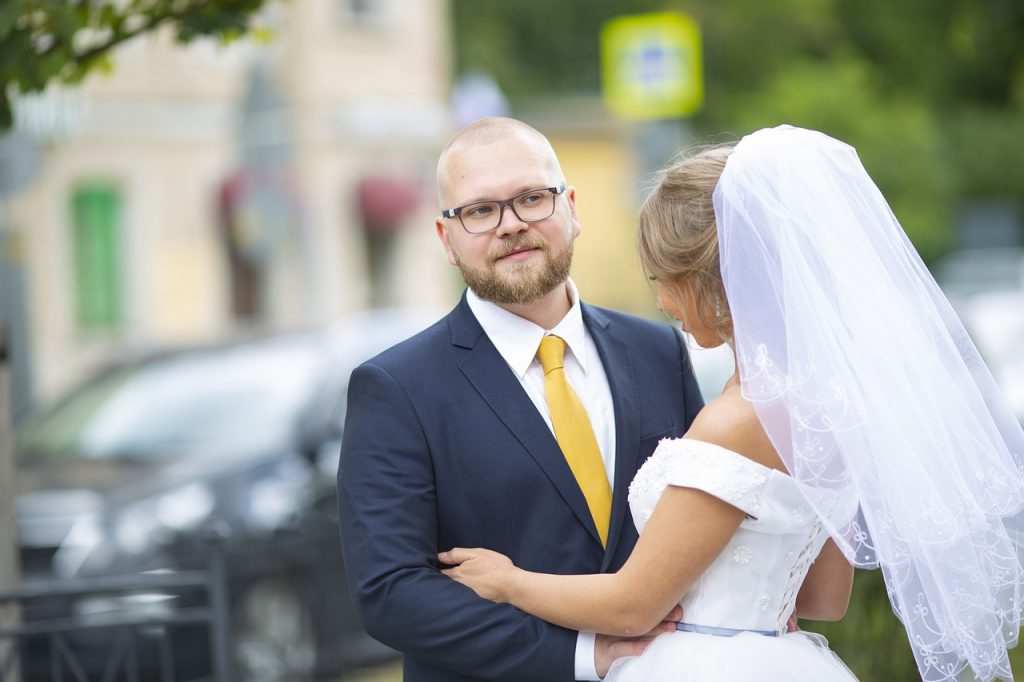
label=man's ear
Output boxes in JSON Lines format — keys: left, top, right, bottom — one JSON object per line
{"left": 565, "top": 185, "right": 581, "bottom": 238}
{"left": 436, "top": 218, "right": 458, "bottom": 266}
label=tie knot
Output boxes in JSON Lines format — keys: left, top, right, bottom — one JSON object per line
{"left": 537, "top": 335, "right": 566, "bottom": 373}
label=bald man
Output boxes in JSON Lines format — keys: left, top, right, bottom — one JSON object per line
{"left": 337, "top": 118, "right": 704, "bottom": 681}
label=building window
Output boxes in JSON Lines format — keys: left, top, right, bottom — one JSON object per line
{"left": 71, "top": 184, "right": 122, "bottom": 331}
{"left": 338, "top": 0, "right": 388, "bottom": 27}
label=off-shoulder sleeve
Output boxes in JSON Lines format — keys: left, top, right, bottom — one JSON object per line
{"left": 655, "top": 438, "right": 772, "bottom": 519}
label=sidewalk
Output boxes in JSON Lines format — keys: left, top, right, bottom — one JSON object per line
{"left": 343, "top": 662, "right": 402, "bottom": 682}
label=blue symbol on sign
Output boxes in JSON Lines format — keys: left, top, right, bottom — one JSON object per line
{"left": 639, "top": 44, "right": 669, "bottom": 85}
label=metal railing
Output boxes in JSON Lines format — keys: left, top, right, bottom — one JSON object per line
{"left": 0, "top": 544, "right": 232, "bottom": 682}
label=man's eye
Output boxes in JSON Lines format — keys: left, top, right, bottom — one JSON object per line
{"left": 519, "top": 193, "right": 544, "bottom": 206}
{"left": 465, "top": 204, "right": 495, "bottom": 218}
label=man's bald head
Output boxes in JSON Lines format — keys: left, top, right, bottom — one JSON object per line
{"left": 436, "top": 117, "right": 565, "bottom": 205}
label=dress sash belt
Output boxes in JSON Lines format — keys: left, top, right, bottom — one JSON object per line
{"left": 675, "top": 622, "right": 781, "bottom": 637}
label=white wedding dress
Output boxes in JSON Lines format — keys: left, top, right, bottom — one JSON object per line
{"left": 606, "top": 438, "right": 858, "bottom": 681}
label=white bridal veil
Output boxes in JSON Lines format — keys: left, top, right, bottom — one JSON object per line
{"left": 715, "top": 125, "right": 1024, "bottom": 681}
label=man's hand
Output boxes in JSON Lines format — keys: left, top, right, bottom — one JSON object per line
{"left": 593, "top": 605, "right": 682, "bottom": 678}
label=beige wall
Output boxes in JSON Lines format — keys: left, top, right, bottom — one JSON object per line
{"left": 555, "top": 135, "right": 658, "bottom": 316}
{"left": 8, "top": 0, "right": 453, "bottom": 402}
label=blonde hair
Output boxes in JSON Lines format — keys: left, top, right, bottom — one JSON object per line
{"left": 637, "top": 144, "right": 734, "bottom": 341}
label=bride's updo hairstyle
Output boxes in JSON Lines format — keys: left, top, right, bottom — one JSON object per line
{"left": 637, "top": 144, "right": 734, "bottom": 342}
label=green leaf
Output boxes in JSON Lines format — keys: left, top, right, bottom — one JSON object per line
{"left": 248, "top": 26, "right": 275, "bottom": 45}
{"left": 39, "top": 46, "right": 69, "bottom": 81}
{"left": 0, "top": 1, "right": 28, "bottom": 40}
{"left": 0, "top": 90, "right": 12, "bottom": 131}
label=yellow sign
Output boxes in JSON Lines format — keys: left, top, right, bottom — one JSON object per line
{"left": 601, "top": 12, "right": 703, "bottom": 120}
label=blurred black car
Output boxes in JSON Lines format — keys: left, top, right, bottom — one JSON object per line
{"left": 14, "top": 309, "right": 437, "bottom": 681}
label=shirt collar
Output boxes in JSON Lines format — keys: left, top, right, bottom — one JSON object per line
{"left": 466, "top": 279, "right": 593, "bottom": 380}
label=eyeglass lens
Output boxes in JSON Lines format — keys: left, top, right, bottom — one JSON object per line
{"left": 461, "top": 189, "right": 556, "bottom": 233}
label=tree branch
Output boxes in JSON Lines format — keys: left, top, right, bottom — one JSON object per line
{"left": 42, "top": 0, "right": 217, "bottom": 66}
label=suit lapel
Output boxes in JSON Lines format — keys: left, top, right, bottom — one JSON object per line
{"left": 582, "top": 305, "right": 643, "bottom": 572}
{"left": 449, "top": 296, "right": 603, "bottom": 546}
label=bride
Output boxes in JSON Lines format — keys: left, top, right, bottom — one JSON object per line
{"left": 439, "top": 126, "right": 1024, "bottom": 681}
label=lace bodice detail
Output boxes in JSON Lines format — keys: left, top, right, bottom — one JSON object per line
{"left": 628, "top": 439, "right": 828, "bottom": 633}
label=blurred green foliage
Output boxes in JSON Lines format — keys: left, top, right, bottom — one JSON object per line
{"left": 807, "top": 569, "right": 919, "bottom": 679}
{"left": 453, "top": 0, "right": 1024, "bottom": 262}
{"left": 811, "top": 568, "right": 1024, "bottom": 679}
{"left": 0, "top": 0, "right": 273, "bottom": 130}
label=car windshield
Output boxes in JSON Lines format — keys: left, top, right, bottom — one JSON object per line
{"left": 20, "top": 337, "right": 322, "bottom": 461}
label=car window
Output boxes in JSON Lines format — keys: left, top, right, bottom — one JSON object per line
{"left": 682, "top": 335, "right": 736, "bottom": 402}
{"left": 20, "top": 339, "right": 321, "bottom": 461}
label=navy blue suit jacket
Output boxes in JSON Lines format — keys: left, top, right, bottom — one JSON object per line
{"left": 337, "top": 294, "right": 704, "bottom": 681}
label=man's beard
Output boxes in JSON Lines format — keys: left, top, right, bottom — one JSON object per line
{"left": 455, "top": 235, "right": 574, "bottom": 306}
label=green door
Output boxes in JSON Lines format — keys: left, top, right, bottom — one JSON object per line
{"left": 71, "top": 184, "right": 121, "bottom": 330}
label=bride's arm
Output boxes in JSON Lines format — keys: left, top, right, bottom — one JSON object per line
{"left": 793, "top": 538, "right": 853, "bottom": 621}
{"left": 441, "top": 484, "right": 745, "bottom": 637}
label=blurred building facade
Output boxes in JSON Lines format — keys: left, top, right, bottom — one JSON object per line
{"left": 542, "top": 116, "right": 654, "bottom": 317}
{"left": 5, "top": 0, "right": 454, "bottom": 405}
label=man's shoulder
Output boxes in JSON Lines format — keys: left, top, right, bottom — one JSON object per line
{"left": 584, "top": 303, "right": 679, "bottom": 343}
{"left": 358, "top": 309, "right": 459, "bottom": 376}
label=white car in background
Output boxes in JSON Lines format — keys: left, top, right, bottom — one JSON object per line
{"left": 955, "top": 289, "right": 1024, "bottom": 426}
{"left": 681, "top": 333, "right": 736, "bottom": 403}
{"left": 681, "top": 292, "right": 1024, "bottom": 428}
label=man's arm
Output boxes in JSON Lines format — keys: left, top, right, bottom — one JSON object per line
{"left": 337, "top": 362, "right": 577, "bottom": 681}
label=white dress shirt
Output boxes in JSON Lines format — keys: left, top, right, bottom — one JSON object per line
{"left": 466, "top": 280, "right": 615, "bottom": 681}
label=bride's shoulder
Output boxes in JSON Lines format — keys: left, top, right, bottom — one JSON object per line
{"left": 685, "top": 389, "right": 787, "bottom": 474}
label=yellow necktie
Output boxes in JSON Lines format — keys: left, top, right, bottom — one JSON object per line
{"left": 536, "top": 335, "right": 612, "bottom": 547}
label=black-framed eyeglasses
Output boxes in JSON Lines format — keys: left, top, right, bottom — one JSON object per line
{"left": 441, "top": 184, "right": 566, "bottom": 234}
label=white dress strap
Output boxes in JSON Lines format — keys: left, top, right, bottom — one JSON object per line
{"left": 655, "top": 438, "right": 773, "bottom": 519}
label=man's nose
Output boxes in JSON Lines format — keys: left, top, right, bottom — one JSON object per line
{"left": 494, "top": 204, "right": 529, "bottom": 237}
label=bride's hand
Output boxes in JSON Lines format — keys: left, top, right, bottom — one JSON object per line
{"left": 438, "top": 547, "right": 517, "bottom": 603}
